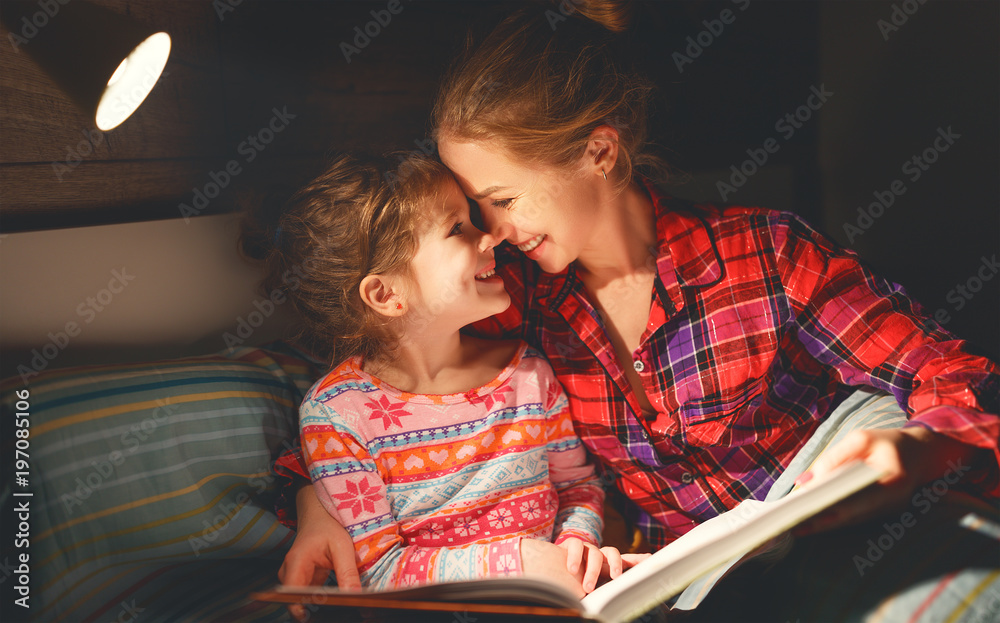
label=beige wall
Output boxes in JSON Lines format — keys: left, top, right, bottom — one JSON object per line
{"left": 0, "top": 214, "right": 297, "bottom": 381}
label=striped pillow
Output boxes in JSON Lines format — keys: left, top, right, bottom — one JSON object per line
{"left": 0, "top": 342, "right": 323, "bottom": 623}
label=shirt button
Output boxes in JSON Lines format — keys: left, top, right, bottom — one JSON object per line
{"left": 633, "top": 359, "right": 645, "bottom": 373}
{"left": 681, "top": 472, "right": 694, "bottom": 484}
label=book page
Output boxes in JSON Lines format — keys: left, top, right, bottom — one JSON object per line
{"left": 581, "top": 461, "right": 882, "bottom": 623}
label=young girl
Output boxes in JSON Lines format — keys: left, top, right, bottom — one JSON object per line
{"left": 243, "top": 152, "right": 635, "bottom": 596}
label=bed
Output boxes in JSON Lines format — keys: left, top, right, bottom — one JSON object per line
{"left": 1, "top": 340, "right": 322, "bottom": 622}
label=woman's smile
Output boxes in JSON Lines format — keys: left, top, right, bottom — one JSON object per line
{"left": 517, "top": 233, "right": 546, "bottom": 254}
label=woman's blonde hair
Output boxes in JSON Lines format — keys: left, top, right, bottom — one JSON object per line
{"left": 239, "top": 152, "right": 450, "bottom": 367}
{"left": 431, "top": 0, "right": 670, "bottom": 192}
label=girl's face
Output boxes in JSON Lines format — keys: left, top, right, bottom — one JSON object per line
{"left": 438, "top": 137, "right": 602, "bottom": 274}
{"left": 403, "top": 175, "right": 510, "bottom": 333}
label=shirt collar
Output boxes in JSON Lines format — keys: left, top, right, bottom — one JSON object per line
{"left": 645, "top": 179, "right": 724, "bottom": 290}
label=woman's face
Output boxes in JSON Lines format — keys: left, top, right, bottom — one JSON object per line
{"left": 438, "top": 138, "right": 601, "bottom": 274}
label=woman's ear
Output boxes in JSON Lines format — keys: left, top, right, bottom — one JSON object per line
{"left": 359, "top": 274, "right": 406, "bottom": 317}
{"left": 586, "top": 125, "right": 621, "bottom": 180}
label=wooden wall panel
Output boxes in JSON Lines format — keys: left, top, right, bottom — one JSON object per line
{"left": 0, "top": 59, "right": 226, "bottom": 163}
{"left": 1, "top": 1, "right": 822, "bottom": 232}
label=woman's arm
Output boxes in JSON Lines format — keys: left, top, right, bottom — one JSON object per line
{"left": 278, "top": 482, "right": 361, "bottom": 588}
{"left": 278, "top": 482, "right": 360, "bottom": 621}
{"left": 796, "top": 425, "right": 984, "bottom": 534}
{"left": 772, "top": 212, "right": 999, "bottom": 525}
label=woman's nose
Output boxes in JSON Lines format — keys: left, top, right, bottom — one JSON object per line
{"left": 477, "top": 227, "right": 502, "bottom": 253}
{"left": 482, "top": 214, "right": 515, "bottom": 243}
{"left": 477, "top": 203, "right": 515, "bottom": 241}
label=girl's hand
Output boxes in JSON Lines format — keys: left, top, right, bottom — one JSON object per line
{"left": 794, "top": 427, "right": 979, "bottom": 535}
{"left": 558, "top": 537, "right": 648, "bottom": 593}
{"left": 278, "top": 484, "right": 361, "bottom": 621}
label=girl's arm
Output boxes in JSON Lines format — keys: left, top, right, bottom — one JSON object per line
{"left": 539, "top": 370, "right": 612, "bottom": 591}
{"left": 302, "top": 399, "right": 524, "bottom": 589}
{"left": 544, "top": 387, "right": 605, "bottom": 546}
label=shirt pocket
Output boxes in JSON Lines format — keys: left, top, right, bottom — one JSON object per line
{"left": 677, "top": 376, "right": 766, "bottom": 447}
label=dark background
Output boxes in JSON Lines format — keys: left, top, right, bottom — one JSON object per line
{"left": 1, "top": 0, "right": 997, "bottom": 357}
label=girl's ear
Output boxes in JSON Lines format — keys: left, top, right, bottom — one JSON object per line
{"left": 586, "top": 125, "right": 621, "bottom": 180}
{"left": 359, "top": 274, "right": 406, "bottom": 317}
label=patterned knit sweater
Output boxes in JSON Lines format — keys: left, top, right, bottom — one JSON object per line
{"left": 301, "top": 343, "right": 605, "bottom": 589}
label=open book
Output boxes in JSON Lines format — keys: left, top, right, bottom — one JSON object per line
{"left": 252, "top": 461, "right": 883, "bottom": 623}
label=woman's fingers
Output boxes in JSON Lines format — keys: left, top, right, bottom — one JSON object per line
{"left": 329, "top": 521, "right": 362, "bottom": 590}
{"left": 278, "top": 549, "right": 316, "bottom": 586}
{"left": 793, "top": 429, "right": 942, "bottom": 535}
{"left": 799, "top": 429, "right": 873, "bottom": 485}
{"left": 278, "top": 555, "right": 319, "bottom": 622}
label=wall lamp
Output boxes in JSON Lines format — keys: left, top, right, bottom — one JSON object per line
{"left": 1, "top": 0, "right": 171, "bottom": 131}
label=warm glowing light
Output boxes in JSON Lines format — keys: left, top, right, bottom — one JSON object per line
{"left": 107, "top": 58, "right": 129, "bottom": 87}
{"left": 95, "top": 32, "right": 171, "bottom": 131}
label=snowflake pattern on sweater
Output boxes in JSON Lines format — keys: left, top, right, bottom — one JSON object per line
{"left": 301, "top": 343, "right": 605, "bottom": 589}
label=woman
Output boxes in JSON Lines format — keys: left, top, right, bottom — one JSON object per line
{"left": 278, "top": 2, "right": 1000, "bottom": 619}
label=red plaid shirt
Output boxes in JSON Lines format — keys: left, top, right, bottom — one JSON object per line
{"left": 276, "top": 181, "right": 1000, "bottom": 548}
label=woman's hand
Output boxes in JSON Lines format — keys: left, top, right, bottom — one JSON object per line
{"left": 278, "top": 483, "right": 361, "bottom": 621}
{"left": 558, "top": 537, "right": 650, "bottom": 593}
{"left": 794, "top": 427, "right": 980, "bottom": 535}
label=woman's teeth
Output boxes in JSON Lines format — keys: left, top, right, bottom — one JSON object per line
{"left": 476, "top": 268, "right": 496, "bottom": 280}
{"left": 518, "top": 234, "right": 545, "bottom": 253}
